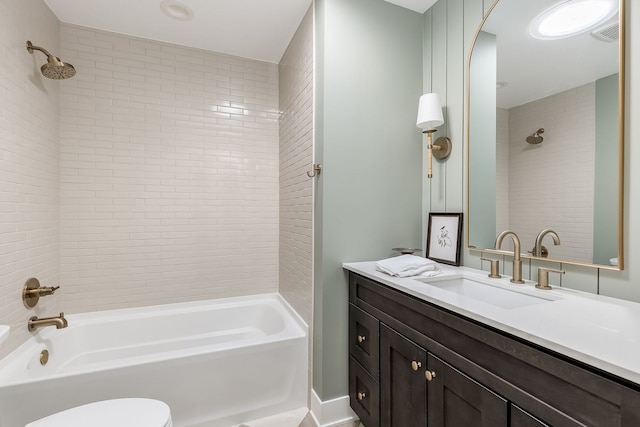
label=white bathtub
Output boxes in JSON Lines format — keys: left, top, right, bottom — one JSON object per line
{"left": 0, "top": 293, "right": 308, "bottom": 427}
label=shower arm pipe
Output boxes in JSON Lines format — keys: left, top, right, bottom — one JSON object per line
{"left": 26, "top": 41, "right": 54, "bottom": 58}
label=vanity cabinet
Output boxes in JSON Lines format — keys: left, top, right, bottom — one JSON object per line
{"left": 347, "top": 271, "right": 640, "bottom": 427}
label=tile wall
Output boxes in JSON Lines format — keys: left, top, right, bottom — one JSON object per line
{"left": 496, "top": 108, "right": 509, "bottom": 243}
{"left": 507, "top": 83, "right": 596, "bottom": 263}
{"left": 0, "top": 0, "right": 61, "bottom": 358}
{"left": 58, "top": 25, "right": 281, "bottom": 312}
{"left": 279, "top": 8, "right": 314, "bottom": 327}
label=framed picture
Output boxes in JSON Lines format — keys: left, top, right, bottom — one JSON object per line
{"left": 426, "top": 212, "right": 463, "bottom": 266}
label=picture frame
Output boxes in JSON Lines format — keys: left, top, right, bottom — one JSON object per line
{"left": 426, "top": 212, "right": 463, "bottom": 266}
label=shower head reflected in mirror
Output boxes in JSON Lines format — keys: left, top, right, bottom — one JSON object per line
{"left": 526, "top": 128, "right": 544, "bottom": 144}
{"left": 26, "top": 41, "right": 76, "bottom": 80}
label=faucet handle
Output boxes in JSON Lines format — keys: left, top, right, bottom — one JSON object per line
{"left": 40, "top": 285, "right": 60, "bottom": 296}
{"left": 536, "top": 267, "right": 565, "bottom": 290}
{"left": 480, "top": 258, "right": 501, "bottom": 278}
{"left": 23, "top": 278, "right": 61, "bottom": 308}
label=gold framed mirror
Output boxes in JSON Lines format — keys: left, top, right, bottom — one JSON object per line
{"left": 466, "top": 0, "right": 625, "bottom": 270}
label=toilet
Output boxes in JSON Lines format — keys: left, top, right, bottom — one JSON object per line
{"left": 26, "top": 398, "right": 172, "bottom": 427}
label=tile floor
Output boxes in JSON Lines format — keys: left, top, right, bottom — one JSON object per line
{"left": 235, "top": 407, "right": 362, "bottom": 427}
{"left": 298, "top": 412, "right": 363, "bottom": 427}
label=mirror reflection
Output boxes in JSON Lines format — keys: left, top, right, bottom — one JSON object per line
{"left": 467, "top": 0, "right": 623, "bottom": 268}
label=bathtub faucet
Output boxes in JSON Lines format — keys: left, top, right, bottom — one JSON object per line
{"left": 28, "top": 313, "right": 68, "bottom": 332}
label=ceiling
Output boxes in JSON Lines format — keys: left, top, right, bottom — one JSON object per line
{"left": 44, "top": 0, "right": 313, "bottom": 63}
{"left": 481, "top": 0, "right": 619, "bottom": 108}
{"left": 44, "top": 0, "right": 439, "bottom": 64}
{"left": 45, "top": 0, "right": 617, "bottom": 108}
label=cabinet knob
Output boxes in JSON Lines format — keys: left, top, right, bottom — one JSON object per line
{"left": 425, "top": 370, "right": 437, "bottom": 381}
{"left": 357, "top": 392, "right": 366, "bottom": 401}
{"left": 357, "top": 335, "right": 366, "bottom": 343}
{"left": 411, "top": 360, "right": 422, "bottom": 371}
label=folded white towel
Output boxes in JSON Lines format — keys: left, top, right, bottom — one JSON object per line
{"left": 375, "top": 254, "right": 441, "bottom": 278}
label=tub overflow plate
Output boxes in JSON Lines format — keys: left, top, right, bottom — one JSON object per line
{"left": 40, "top": 349, "right": 49, "bottom": 365}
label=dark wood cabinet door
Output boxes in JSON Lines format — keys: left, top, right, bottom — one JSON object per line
{"left": 380, "top": 324, "right": 427, "bottom": 427}
{"left": 511, "top": 405, "right": 550, "bottom": 427}
{"left": 428, "top": 353, "right": 508, "bottom": 427}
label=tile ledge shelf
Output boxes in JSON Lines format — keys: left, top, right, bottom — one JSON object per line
{"left": 0, "top": 326, "right": 8, "bottom": 348}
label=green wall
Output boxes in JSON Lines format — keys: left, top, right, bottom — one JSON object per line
{"left": 594, "top": 73, "right": 620, "bottom": 266}
{"left": 421, "top": 0, "right": 483, "bottom": 242}
{"left": 468, "top": 31, "right": 497, "bottom": 250}
{"left": 313, "top": 0, "right": 640, "bottom": 403}
{"left": 313, "top": 0, "right": 423, "bottom": 400}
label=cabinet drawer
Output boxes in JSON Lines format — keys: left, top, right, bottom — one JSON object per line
{"left": 349, "top": 303, "right": 379, "bottom": 378}
{"left": 350, "top": 356, "right": 380, "bottom": 427}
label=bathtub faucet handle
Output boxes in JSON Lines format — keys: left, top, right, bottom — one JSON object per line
{"left": 23, "top": 278, "right": 61, "bottom": 308}
{"left": 39, "top": 286, "right": 60, "bottom": 296}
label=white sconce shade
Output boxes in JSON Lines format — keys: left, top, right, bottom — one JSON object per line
{"left": 416, "top": 92, "right": 451, "bottom": 179}
{"left": 416, "top": 93, "right": 444, "bottom": 130}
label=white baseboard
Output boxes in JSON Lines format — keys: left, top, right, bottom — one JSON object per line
{"left": 308, "top": 389, "right": 358, "bottom": 427}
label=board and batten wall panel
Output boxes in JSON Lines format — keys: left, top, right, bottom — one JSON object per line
{"left": 426, "top": 1, "right": 448, "bottom": 213}
{"left": 422, "top": 0, "right": 485, "bottom": 264}
{"left": 445, "top": 0, "right": 465, "bottom": 215}
{"left": 598, "top": 0, "right": 640, "bottom": 302}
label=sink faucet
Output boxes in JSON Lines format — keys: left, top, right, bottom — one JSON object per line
{"left": 28, "top": 313, "right": 68, "bottom": 332}
{"left": 495, "top": 231, "right": 524, "bottom": 284}
{"left": 533, "top": 229, "right": 560, "bottom": 257}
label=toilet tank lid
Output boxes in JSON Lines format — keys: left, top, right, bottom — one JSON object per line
{"left": 26, "top": 398, "right": 172, "bottom": 427}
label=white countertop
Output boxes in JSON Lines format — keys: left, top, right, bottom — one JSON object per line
{"left": 343, "top": 261, "right": 640, "bottom": 386}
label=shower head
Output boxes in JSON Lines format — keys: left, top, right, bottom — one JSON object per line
{"left": 526, "top": 128, "right": 544, "bottom": 144}
{"left": 26, "top": 41, "right": 76, "bottom": 80}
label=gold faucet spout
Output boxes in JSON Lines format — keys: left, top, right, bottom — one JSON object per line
{"left": 495, "top": 231, "right": 524, "bottom": 284}
{"left": 533, "top": 229, "right": 560, "bottom": 257}
{"left": 28, "top": 312, "right": 68, "bottom": 332}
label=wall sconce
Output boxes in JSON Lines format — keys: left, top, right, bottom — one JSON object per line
{"left": 416, "top": 93, "right": 452, "bottom": 178}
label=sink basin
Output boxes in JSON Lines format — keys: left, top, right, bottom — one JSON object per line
{"left": 415, "top": 277, "right": 556, "bottom": 309}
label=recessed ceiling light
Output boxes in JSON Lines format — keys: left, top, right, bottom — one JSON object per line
{"left": 160, "top": 0, "right": 193, "bottom": 21}
{"left": 530, "top": 0, "right": 618, "bottom": 40}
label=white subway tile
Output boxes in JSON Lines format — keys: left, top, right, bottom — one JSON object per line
{"left": 58, "top": 25, "right": 280, "bottom": 313}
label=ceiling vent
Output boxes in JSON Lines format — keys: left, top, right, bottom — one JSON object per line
{"left": 591, "top": 22, "right": 619, "bottom": 42}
